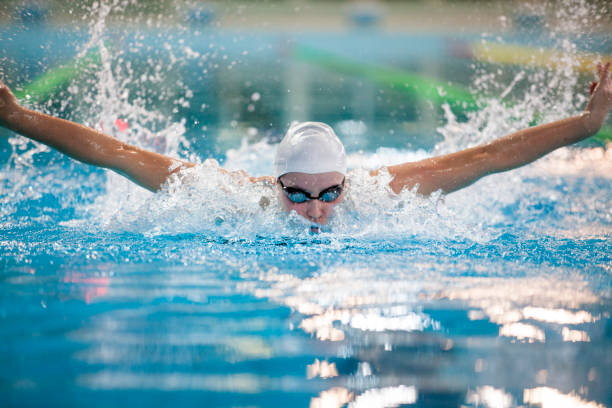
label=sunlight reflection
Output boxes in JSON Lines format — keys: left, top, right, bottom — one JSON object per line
{"left": 561, "top": 327, "right": 590, "bottom": 342}
{"left": 249, "top": 266, "right": 600, "bottom": 346}
{"left": 251, "top": 267, "right": 441, "bottom": 341}
{"left": 64, "top": 272, "right": 110, "bottom": 304}
{"left": 499, "top": 322, "right": 546, "bottom": 343}
{"left": 309, "top": 385, "right": 418, "bottom": 408}
{"left": 442, "top": 277, "right": 599, "bottom": 311}
{"left": 523, "top": 387, "right": 605, "bottom": 408}
{"left": 349, "top": 385, "right": 417, "bottom": 408}
{"left": 307, "top": 359, "right": 338, "bottom": 380}
{"left": 440, "top": 277, "right": 600, "bottom": 342}
{"left": 309, "top": 387, "right": 353, "bottom": 408}
{"left": 465, "top": 385, "right": 514, "bottom": 408}
{"left": 522, "top": 307, "right": 595, "bottom": 324}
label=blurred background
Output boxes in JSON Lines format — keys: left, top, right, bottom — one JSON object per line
{"left": 1, "top": 0, "right": 611, "bottom": 163}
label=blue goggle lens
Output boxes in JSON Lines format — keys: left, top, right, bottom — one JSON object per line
{"left": 286, "top": 190, "right": 309, "bottom": 203}
{"left": 319, "top": 188, "right": 342, "bottom": 202}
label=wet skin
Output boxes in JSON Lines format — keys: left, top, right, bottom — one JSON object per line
{"left": 277, "top": 171, "right": 345, "bottom": 225}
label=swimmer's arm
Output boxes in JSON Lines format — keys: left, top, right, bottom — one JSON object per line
{"left": 0, "top": 79, "right": 194, "bottom": 192}
{"left": 383, "top": 115, "right": 593, "bottom": 195}
{"left": 383, "top": 62, "right": 612, "bottom": 195}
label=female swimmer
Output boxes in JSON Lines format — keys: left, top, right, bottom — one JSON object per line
{"left": 0, "top": 62, "right": 611, "bottom": 226}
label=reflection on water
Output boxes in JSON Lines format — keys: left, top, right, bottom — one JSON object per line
{"left": 5, "top": 240, "right": 606, "bottom": 407}
{"left": 2, "top": 236, "right": 610, "bottom": 407}
{"left": 523, "top": 387, "right": 606, "bottom": 408}
{"left": 350, "top": 385, "right": 417, "bottom": 408}
{"left": 561, "top": 327, "right": 590, "bottom": 343}
{"left": 249, "top": 266, "right": 602, "bottom": 344}
{"left": 307, "top": 359, "right": 338, "bottom": 380}
{"left": 465, "top": 386, "right": 513, "bottom": 408}
{"left": 241, "top": 264, "right": 609, "bottom": 407}
{"left": 249, "top": 266, "right": 441, "bottom": 342}
{"left": 63, "top": 272, "right": 110, "bottom": 304}
{"left": 310, "top": 387, "right": 353, "bottom": 408}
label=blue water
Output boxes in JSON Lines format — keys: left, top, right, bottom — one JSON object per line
{"left": 2, "top": 1, "right": 612, "bottom": 407}
{"left": 2, "top": 146, "right": 611, "bottom": 407}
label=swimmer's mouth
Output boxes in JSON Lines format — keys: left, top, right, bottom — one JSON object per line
{"left": 310, "top": 225, "right": 320, "bottom": 234}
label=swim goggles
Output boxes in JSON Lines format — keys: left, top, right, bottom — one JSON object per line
{"left": 278, "top": 177, "right": 345, "bottom": 204}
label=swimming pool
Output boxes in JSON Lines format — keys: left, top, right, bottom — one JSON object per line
{"left": 1, "top": 1, "right": 611, "bottom": 407}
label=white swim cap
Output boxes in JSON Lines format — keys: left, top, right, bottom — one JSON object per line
{"left": 274, "top": 121, "right": 347, "bottom": 177}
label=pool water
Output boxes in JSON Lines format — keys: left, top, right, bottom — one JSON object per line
{"left": 1, "top": 1, "right": 612, "bottom": 407}
{"left": 2, "top": 163, "right": 611, "bottom": 407}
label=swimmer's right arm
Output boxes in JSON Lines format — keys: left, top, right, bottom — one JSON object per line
{"left": 0, "top": 78, "right": 195, "bottom": 192}
{"left": 381, "top": 62, "right": 612, "bottom": 196}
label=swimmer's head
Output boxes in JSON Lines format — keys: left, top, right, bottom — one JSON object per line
{"left": 274, "top": 122, "right": 347, "bottom": 226}
{"left": 274, "top": 122, "right": 347, "bottom": 177}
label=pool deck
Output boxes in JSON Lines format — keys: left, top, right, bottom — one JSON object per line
{"left": 1, "top": 1, "right": 611, "bottom": 34}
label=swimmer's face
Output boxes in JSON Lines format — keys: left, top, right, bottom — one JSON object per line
{"left": 277, "top": 172, "right": 345, "bottom": 225}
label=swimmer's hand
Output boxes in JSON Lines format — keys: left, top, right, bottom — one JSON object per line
{"left": 0, "top": 78, "right": 20, "bottom": 124}
{"left": 584, "top": 62, "right": 612, "bottom": 134}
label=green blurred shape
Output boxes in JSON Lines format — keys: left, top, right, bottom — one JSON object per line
{"left": 591, "top": 125, "right": 612, "bottom": 144}
{"left": 14, "top": 48, "right": 101, "bottom": 103}
{"left": 293, "top": 44, "right": 478, "bottom": 111}
{"left": 294, "top": 45, "right": 612, "bottom": 144}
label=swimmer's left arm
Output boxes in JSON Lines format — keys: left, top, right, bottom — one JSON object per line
{"left": 383, "top": 62, "right": 612, "bottom": 195}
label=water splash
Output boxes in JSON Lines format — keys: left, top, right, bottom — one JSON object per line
{"left": 1, "top": 0, "right": 611, "bottom": 243}
{"left": 435, "top": 0, "right": 607, "bottom": 154}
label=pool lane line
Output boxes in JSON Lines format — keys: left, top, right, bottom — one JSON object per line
{"left": 293, "top": 44, "right": 612, "bottom": 144}
{"left": 471, "top": 42, "right": 612, "bottom": 75}
{"left": 13, "top": 47, "right": 102, "bottom": 104}
{"left": 292, "top": 44, "right": 479, "bottom": 112}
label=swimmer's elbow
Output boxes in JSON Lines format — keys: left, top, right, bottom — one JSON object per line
{"left": 472, "top": 143, "right": 502, "bottom": 174}
{"left": 100, "top": 142, "right": 137, "bottom": 170}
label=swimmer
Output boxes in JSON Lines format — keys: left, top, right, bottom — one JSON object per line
{"left": 0, "top": 62, "right": 611, "bottom": 226}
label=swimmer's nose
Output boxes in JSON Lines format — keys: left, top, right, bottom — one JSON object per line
{"left": 306, "top": 199, "right": 324, "bottom": 221}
